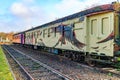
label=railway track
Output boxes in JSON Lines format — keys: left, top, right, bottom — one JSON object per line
{"left": 3, "top": 45, "right": 72, "bottom": 80}
{"left": 10, "top": 45, "right": 120, "bottom": 80}
{"left": 4, "top": 49, "right": 30, "bottom": 80}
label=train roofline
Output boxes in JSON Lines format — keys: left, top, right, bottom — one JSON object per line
{"left": 17, "top": 3, "right": 117, "bottom": 33}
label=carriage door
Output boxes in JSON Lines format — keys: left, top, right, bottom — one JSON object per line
{"left": 87, "top": 16, "right": 99, "bottom": 53}
{"left": 87, "top": 13, "right": 114, "bottom": 56}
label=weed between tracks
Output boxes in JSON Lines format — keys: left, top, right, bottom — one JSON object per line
{"left": 113, "top": 62, "right": 120, "bottom": 71}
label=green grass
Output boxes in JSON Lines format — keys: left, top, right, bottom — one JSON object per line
{"left": 113, "top": 62, "right": 120, "bottom": 71}
{"left": 0, "top": 46, "right": 14, "bottom": 80}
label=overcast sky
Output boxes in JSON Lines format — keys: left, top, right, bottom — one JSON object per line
{"left": 0, "top": 0, "right": 117, "bottom": 33}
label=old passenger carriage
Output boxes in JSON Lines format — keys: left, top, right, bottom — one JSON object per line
{"left": 13, "top": 2, "right": 120, "bottom": 65}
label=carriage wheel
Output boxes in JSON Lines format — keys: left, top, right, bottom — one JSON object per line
{"left": 87, "top": 60, "right": 96, "bottom": 66}
{"left": 86, "top": 55, "right": 96, "bottom": 66}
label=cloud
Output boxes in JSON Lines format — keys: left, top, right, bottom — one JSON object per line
{"left": 10, "top": 2, "right": 31, "bottom": 18}
{"left": 54, "top": 0, "right": 116, "bottom": 17}
{"left": 55, "top": 0, "right": 83, "bottom": 17}
{"left": 22, "top": 0, "right": 35, "bottom": 3}
{"left": 10, "top": 2, "right": 34, "bottom": 30}
{"left": 0, "top": 20, "right": 21, "bottom": 32}
{"left": 10, "top": 1, "right": 57, "bottom": 31}
{"left": 1, "top": 0, "right": 116, "bottom": 33}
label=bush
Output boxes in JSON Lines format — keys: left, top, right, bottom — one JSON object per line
{"left": 113, "top": 62, "right": 120, "bottom": 71}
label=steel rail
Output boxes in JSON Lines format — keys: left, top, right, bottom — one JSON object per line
{"left": 12, "top": 46, "right": 120, "bottom": 79}
{"left": 11, "top": 46, "right": 73, "bottom": 80}
{"left": 3, "top": 46, "right": 34, "bottom": 80}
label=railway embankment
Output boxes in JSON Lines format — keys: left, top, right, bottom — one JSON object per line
{"left": 0, "top": 45, "right": 14, "bottom": 80}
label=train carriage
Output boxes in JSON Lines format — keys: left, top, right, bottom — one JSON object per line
{"left": 13, "top": 2, "right": 120, "bottom": 65}
{"left": 13, "top": 32, "right": 25, "bottom": 44}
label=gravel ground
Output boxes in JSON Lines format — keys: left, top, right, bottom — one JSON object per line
{"left": 3, "top": 45, "right": 65, "bottom": 80}
{"left": 11, "top": 45, "right": 120, "bottom": 80}
{"left": 4, "top": 49, "right": 28, "bottom": 80}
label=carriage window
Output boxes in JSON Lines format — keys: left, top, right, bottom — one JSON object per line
{"left": 35, "top": 31, "right": 37, "bottom": 38}
{"left": 31, "top": 32, "right": 32, "bottom": 38}
{"left": 34, "top": 32, "right": 36, "bottom": 38}
{"left": 91, "top": 19, "right": 97, "bottom": 35}
{"left": 43, "top": 29, "right": 47, "bottom": 38}
{"left": 37, "top": 31, "right": 40, "bottom": 37}
{"left": 54, "top": 27, "right": 56, "bottom": 37}
{"left": 62, "top": 26, "right": 65, "bottom": 36}
{"left": 48, "top": 28, "right": 50, "bottom": 37}
{"left": 43, "top": 30, "right": 45, "bottom": 38}
{"left": 101, "top": 17, "right": 109, "bottom": 35}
